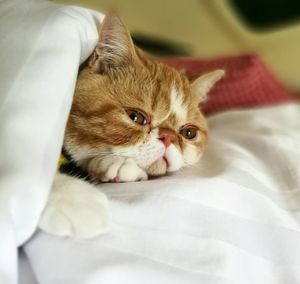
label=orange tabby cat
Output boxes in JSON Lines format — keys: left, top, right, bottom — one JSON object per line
{"left": 39, "top": 14, "right": 224, "bottom": 238}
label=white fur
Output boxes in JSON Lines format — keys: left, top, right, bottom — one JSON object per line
{"left": 112, "top": 129, "right": 165, "bottom": 169}
{"left": 69, "top": 129, "right": 165, "bottom": 172}
{"left": 87, "top": 156, "right": 148, "bottom": 182}
{"left": 39, "top": 172, "right": 110, "bottom": 238}
{"left": 184, "top": 145, "right": 203, "bottom": 166}
{"left": 165, "top": 144, "right": 184, "bottom": 172}
{"left": 170, "top": 86, "right": 187, "bottom": 123}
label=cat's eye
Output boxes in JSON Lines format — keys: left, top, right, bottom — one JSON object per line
{"left": 125, "top": 109, "right": 149, "bottom": 125}
{"left": 180, "top": 126, "right": 198, "bottom": 140}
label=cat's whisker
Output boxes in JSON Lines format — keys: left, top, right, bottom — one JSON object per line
{"left": 81, "top": 151, "right": 131, "bottom": 159}
{"left": 94, "top": 152, "right": 135, "bottom": 159}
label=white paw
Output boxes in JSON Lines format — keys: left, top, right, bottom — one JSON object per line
{"left": 39, "top": 173, "right": 110, "bottom": 239}
{"left": 88, "top": 156, "right": 148, "bottom": 182}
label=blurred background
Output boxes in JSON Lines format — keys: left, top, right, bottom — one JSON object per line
{"left": 52, "top": 0, "right": 300, "bottom": 91}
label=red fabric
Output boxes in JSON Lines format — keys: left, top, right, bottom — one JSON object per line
{"left": 162, "top": 54, "right": 295, "bottom": 116}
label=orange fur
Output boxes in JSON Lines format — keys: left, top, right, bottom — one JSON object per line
{"left": 63, "top": 14, "right": 222, "bottom": 179}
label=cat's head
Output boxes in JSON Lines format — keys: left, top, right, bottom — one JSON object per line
{"left": 64, "top": 14, "right": 224, "bottom": 178}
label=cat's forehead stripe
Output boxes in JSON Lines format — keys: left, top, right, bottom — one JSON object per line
{"left": 170, "top": 85, "right": 187, "bottom": 123}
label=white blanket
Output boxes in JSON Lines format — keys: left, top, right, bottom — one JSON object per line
{"left": 23, "top": 103, "right": 300, "bottom": 284}
{"left": 1, "top": 1, "right": 300, "bottom": 283}
{"left": 0, "top": 1, "right": 103, "bottom": 283}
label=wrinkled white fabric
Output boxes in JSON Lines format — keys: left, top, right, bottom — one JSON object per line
{"left": 0, "top": 1, "right": 104, "bottom": 283}
{"left": 23, "top": 103, "right": 300, "bottom": 284}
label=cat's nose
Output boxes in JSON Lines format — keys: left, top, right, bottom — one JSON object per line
{"left": 159, "top": 129, "right": 176, "bottom": 148}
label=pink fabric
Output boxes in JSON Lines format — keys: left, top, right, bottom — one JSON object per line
{"left": 162, "top": 54, "right": 295, "bottom": 116}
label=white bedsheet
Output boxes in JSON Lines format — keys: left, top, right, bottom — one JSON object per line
{"left": 23, "top": 103, "right": 300, "bottom": 284}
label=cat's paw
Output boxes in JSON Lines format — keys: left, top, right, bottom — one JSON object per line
{"left": 88, "top": 156, "right": 148, "bottom": 182}
{"left": 39, "top": 174, "right": 110, "bottom": 239}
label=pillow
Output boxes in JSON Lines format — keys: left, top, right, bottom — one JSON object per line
{"left": 162, "top": 54, "right": 295, "bottom": 115}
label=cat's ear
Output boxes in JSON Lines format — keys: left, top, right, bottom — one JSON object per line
{"left": 192, "top": 70, "right": 225, "bottom": 103}
{"left": 89, "top": 13, "right": 136, "bottom": 73}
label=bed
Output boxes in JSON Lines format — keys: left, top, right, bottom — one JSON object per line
{"left": 1, "top": 1, "right": 299, "bottom": 284}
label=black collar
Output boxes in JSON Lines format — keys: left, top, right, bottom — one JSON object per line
{"left": 59, "top": 147, "right": 90, "bottom": 181}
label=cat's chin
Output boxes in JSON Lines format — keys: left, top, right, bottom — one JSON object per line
{"left": 145, "top": 144, "right": 185, "bottom": 176}
{"left": 146, "top": 158, "right": 168, "bottom": 177}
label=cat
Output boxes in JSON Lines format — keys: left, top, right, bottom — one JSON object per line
{"left": 39, "top": 13, "right": 224, "bottom": 238}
